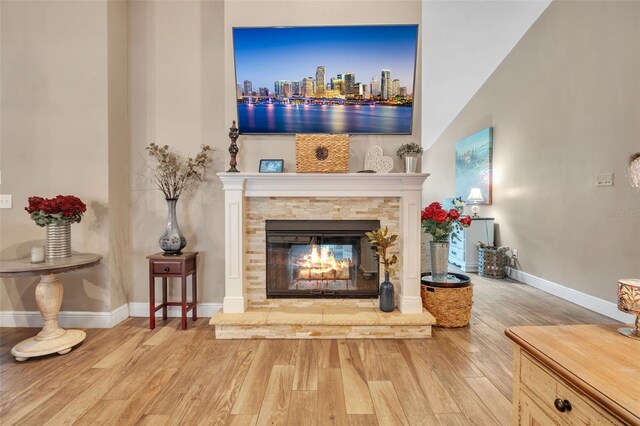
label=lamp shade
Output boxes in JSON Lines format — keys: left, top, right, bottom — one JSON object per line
{"left": 618, "top": 279, "right": 640, "bottom": 314}
{"left": 617, "top": 279, "right": 640, "bottom": 340}
{"left": 467, "top": 187, "right": 484, "bottom": 203}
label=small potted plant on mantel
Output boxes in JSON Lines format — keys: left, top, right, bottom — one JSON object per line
{"left": 396, "top": 142, "right": 424, "bottom": 173}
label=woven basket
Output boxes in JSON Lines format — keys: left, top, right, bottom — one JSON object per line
{"left": 420, "top": 284, "right": 473, "bottom": 328}
{"left": 295, "top": 134, "right": 349, "bottom": 173}
{"left": 478, "top": 247, "right": 507, "bottom": 278}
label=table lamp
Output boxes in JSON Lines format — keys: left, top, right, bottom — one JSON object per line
{"left": 617, "top": 279, "right": 640, "bottom": 340}
{"left": 467, "top": 187, "right": 484, "bottom": 218}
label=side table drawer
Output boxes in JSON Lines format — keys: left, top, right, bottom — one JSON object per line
{"left": 520, "top": 353, "right": 619, "bottom": 425}
{"left": 153, "top": 261, "right": 182, "bottom": 275}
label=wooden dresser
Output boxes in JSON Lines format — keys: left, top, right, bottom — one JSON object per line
{"left": 506, "top": 324, "right": 640, "bottom": 426}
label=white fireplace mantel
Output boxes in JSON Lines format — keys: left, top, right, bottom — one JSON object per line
{"left": 218, "top": 172, "right": 429, "bottom": 314}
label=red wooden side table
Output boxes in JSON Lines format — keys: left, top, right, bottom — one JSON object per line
{"left": 147, "top": 252, "right": 198, "bottom": 330}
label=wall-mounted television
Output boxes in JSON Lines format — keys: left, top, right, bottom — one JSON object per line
{"left": 232, "top": 25, "right": 419, "bottom": 135}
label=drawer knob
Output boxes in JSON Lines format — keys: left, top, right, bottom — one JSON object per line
{"left": 164, "top": 267, "right": 170, "bottom": 273}
{"left": 554, "top": 398, "right": 572, "bottom": 413}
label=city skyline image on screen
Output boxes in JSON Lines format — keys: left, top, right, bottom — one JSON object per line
{"left": 232, "top": 25, "right": 419, "bottom": 134}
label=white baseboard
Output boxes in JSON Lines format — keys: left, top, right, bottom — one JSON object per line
{"left": 399, "top": 296, "right": 423, "bottom": 313}
{"left": 0, "top": 302, "right": 223, "bottom": 329}
{"left": 508, "top": 268, "right": 635, "bottom": 323}
{"left": 0, "top": 303, "right": 130, "bottom": 329}
{"left": 111, "top": 304, "right": 130, "bottom": 327}
{"left": 128, "top": 302, "right": 222, "bottom": 318}
{"left": 5, "top": 272, "right": 630, "bottom": 328}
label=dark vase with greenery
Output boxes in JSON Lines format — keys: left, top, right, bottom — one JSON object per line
{"left": 366, "top": 227, "right": 398, "bottom": 313}
{"left": 379, "top": 271, "right": 394, "bottom": 312}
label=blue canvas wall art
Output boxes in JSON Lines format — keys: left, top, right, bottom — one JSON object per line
{"left": 455, "top": 128, "right": 493, "bottom": 205}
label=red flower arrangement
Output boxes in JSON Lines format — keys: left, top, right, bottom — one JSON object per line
{"left": 25, "top": 195, "right": 87, "bottom": 227}
{"left": 421, "top": 201, "right": 472, "bottom": 242}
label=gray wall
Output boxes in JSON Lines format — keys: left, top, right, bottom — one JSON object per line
{"left": 2, "top": 0, "right": 422, "bottom": 313}
{"left": 128, "top": 0, "right": 422, "bottom": 306}
{"left": 423, "top": 0, "right": 640, "bottom": 303}
{"left": 0, "top": 1, "right": 130, "bottom": 312}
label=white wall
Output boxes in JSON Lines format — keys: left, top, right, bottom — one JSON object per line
{"left": 421, "top": 0, "right": 550, "bottom": 148}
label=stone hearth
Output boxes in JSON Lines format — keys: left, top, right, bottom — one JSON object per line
{"left": 210, "top": 306, "right": 435, "bottom": 339}
{"left": 211, "top": 172, "right": 434, "bottom": 339}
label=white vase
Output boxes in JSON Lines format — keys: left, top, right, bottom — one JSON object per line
{"left": 403, "top": 153, "right": 419, "bottom": 173}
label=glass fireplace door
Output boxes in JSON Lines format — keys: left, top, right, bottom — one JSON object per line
{"left": 266, "top": 220, "right": 380, "bottom": 298}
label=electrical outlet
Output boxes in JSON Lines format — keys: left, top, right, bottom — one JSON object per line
{"left": 512, "top": 248, "right": 518, "bottom": 259}
{"left": 596, "top": 172, "right": 614, "bottom": 186}
{"left": 0, "top": 194, "right": 12, "bottom": 209}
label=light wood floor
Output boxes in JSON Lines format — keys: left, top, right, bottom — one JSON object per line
{"left": 0, "top": 273, "right": 614, "bottom": 425}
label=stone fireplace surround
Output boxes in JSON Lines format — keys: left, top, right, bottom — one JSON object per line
{"left": 217, "top": 172, "right": 429, "bottom": 315}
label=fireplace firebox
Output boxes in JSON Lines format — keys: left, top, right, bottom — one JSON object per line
{"left": 266, "top": 220, "right": 380, "bottom": 298}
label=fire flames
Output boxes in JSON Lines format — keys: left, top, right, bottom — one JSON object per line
{"left": 296, "top": 245, "right": 351, "bottom": 280}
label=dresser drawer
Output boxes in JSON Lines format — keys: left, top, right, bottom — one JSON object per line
{"left": 153, "top": 261, "right": 182, "bottom": 275}
{"left": 449, "top": 252, "right": 464, "bottom": 268}
{"left": 450, "top": 236, "right": 464, "bottom": 250}
{"left": 518, "top": 390, "right": 559, "bottom": 425}
{"left": 556, "top": 381, "right": 617, "bottom": 425}
{"left": 520, "top": 353, "right": 619, "bottom": 425}
{"left": 520, "top": 353, "right": 557, "bottom": 400}
{"left": 449, "top": 246, "right": 465, "bottom": 261}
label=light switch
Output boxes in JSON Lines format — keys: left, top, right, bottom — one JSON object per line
{"left": 596, "top": 172, "right": 614, "bottom": 186}
{"left": 0, "top": 194, "right": 12, "bottom": 209}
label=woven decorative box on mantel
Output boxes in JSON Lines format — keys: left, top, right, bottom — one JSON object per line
{"left": 295, "top": 134, "right": 349, "bottom": 173}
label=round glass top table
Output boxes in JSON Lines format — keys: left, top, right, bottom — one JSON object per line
{"left": 421, "top": 272, "right": 471, "bottom": 288}
{"left": 0, "top": 253, "right": 102, "bottom": 361}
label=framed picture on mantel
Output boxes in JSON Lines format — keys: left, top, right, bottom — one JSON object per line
{"left": 259, "top": 159, "right": 284, "bottom": 173}
{"left": 455, "top": 128, "right": 493, "bottom": 205}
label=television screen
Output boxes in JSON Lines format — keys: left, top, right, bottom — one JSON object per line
{"left": 232, "top": 25, "right": 418, "bottom": 135}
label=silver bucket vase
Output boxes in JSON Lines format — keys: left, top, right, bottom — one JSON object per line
{"left": 159, "top": 198, "right": 187, "bottom": 256}
{"left": 46, "top": 223, "right": 71, "bottom": 259}
{"left": 429, "top": 241, "right": 449, "bottom": 282}
{"left": 403, "top": 153, "right": 419, "bottom": 173}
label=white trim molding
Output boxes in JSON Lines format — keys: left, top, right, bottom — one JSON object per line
{"left": 128, "top": 302, "right": 222, "bottom": 318}
{"left": 1, "top": 303, "right": 223, "bottom": 328}
{"left": 508, "top": 269, "right": 635, "bottom": 323}
{"left": 0, "top": 303, "right": 130, "bottom": 329}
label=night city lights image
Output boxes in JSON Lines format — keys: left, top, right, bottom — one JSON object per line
{"left": 232, "top": 25, "right": 418, "bottom": 134}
